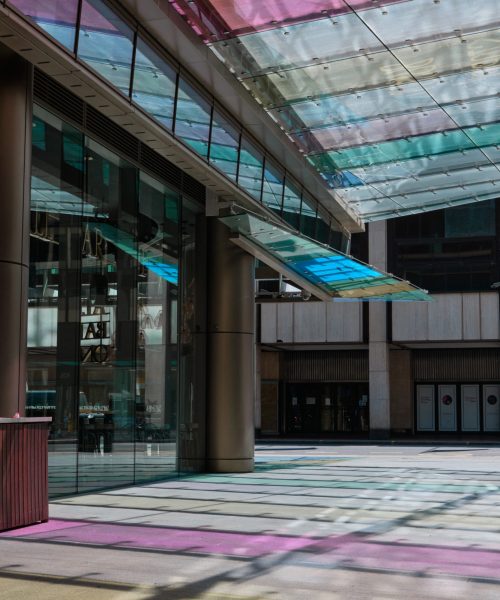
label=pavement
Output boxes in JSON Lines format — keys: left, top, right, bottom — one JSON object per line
{"left": 2, "top": 443, "right": 500, "bottom": 599}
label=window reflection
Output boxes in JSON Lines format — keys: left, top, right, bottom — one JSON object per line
{"left": 27, "top": 105, "right": 181, "bottom": 497}
{"left": 239, "top": 138, "right": 264, "bottom": 201}
{"left": 133, "top": 39, "right": 177, "bottom": 131}
{"left": 175, "top": 78, "right": 212, "bottom": 158}
{"left": 262, "top": 160, "right": 284, "bottom": 214}
{"left": 9, "top": 0, "right": 79, "bottom": 51}
{"left": 10, "top": 0, "right": 342, "bottom": 249}
{"left": 77, "top": 0, "right": 134, "bottom": 94}
{"left": 209, "top": 110, "right": 240, "bottom": 181}
{"left": 282, "top": 178, "right": 302, "bottom": 230}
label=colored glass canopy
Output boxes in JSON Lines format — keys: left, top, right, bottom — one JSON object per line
{"left": 172, "top": 0, "right": 500, "bottom": 221}
{"left": 220, "top": 211, "right": 429, "bottom": 300}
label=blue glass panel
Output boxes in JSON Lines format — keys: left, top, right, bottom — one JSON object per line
{"left": 175, "top": 77, "right": 212, "bottom": 158}
{"left": 220, "top": 212, "right": 429, "bottom": 300}
{"left": 77, "top": 0, "right": 134, "bottom": 94}
{"left": 10, "top": 0, "right": 79, "bottom": 51}
{"left": 269, "top": 82, "right": 431, "bottom": 131}
{"left": 132, "top": 39, "right": 177, "bottom": 130}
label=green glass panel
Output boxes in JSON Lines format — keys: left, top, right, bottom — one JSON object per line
{"left": 320, "top": 129, "right": 475, "bottom": 170}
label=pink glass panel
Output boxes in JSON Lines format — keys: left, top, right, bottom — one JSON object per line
{"left": 169, "top": 0, "right": 405, "bottom": 39}
{"left": 293, "top": 109, "right": 457, "bottom": 153}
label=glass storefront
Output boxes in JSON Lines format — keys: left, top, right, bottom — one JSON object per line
{"left": 27, "top": 104, "right": 195, "bottom": 496}
{"left": 285, "top": 383, "right": 369, "bottom": 435}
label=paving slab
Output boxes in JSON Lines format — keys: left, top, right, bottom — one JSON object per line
{"left": 2, "top": 444, "right": 500, "bottom": 599}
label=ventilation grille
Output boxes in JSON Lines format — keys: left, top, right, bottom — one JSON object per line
{"left": 86, "top": 106, "right": 140, "bottom": 163}
{"left": 34, "top": 69, "right": 84, "bottom": 126}
{"left": 285, "top": 350, "right": 368, "bottom": 382}
{"left": 413, "top": 349, "right": 500, "bottom": 381}
{"left": 33, "top": 69, "right": 205, "bottom": 202}
{"left": 183, "top": 173, "right": 205, "bottom": 203}
{"left": 140, "top": 143, "right": 182, "bottom": 189}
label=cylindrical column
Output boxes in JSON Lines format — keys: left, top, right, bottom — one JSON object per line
{"left": 206, "top": 218, "right": 255, "bottom": 472}
{"left": 0, "top": 46, "right": 33, "bottom": 417}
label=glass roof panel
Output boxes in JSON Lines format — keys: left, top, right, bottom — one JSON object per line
{"left": 320, "top": 129, "right": 476, "bottom": 171}
{"left": 170, "top": 0, "right": 404, "bottom": 39}
{"left": 269, "top": 83, "right": 434, "bottom": 130}
{"left": 445, "top": 97, "right": 500, "bottom": 128}
{"left": 212, "top": 13, "right": 383, "bottom": 76}
{"left": 293, "top": 109, "right": 457, "bottom": 153}
{"left": 348, "top": 149, "right": 493, "bottom": 185}
{"left": 220, "top": 211, "right": 429, "bottom": 300}
{"left": 367, "top": 164, "right": 500, "bottom": 198}
{"left": 422, "top": 67, "right": 500, "bottom": 105}
{"left": 160, "top": 2, "right": 500, "bottom": 222}
{"left": 244, "top": 52, "right": 412, "bottom": 107}
{"left": 360, "top": 192, "right": 500, "bottom": 221}
{"left": 359, "top": 0, "right": 498, "bottom": 48}
{"left": 394, "top": 30, "right": 500, "bottom": 79}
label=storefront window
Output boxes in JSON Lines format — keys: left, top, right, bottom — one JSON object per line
{"left": 27, "top": 105, "right": 183, "bottom": 496}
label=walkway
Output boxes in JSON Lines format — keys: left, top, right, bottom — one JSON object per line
{"left": 2, "top": 444, "right": 500, "bottom": 599}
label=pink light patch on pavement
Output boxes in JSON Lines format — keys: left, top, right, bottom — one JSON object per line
{"left": 3, "top": 520, "right": 500, "bottom": 580}
{"left": 1, "top": 519, "right": 315, "bottom": 557}
{"left": 0, "top": 520, "right": 85, "bottom": 537}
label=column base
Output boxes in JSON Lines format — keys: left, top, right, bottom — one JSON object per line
{"left": 206, "top": 458, "right": 254, "bottom": 473}
{"left": 178, "top": 458, "right": 206, "bottom": 473}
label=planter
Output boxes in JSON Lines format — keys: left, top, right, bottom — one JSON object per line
{"left": 0, "top": 417, "right": 52, "bottom": 531}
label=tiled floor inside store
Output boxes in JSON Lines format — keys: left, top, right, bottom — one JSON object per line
{"left": 2, "top": 444, "right": 500, "bottom": 599}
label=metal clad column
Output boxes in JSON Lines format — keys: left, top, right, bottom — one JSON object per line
{"left": 0, "top": 46, "right": 33, "bottom": 417}
{"left": 206, "top": 218, "right": 254, "bottom": 472}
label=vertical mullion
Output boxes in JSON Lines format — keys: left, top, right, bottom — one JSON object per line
{"left": 235, "top": 131, "right": 242, "bottom": 185}
{"left": 206, "top": 101, "right": 215, "bottom": 163}
{"left": 171, "top": 71, "right": 180, "bottom": 136}
{"left": 129, "top": 28, "right": 139, "bottom": 101}
{"left": 298, "top": 188, "right": 304, "bottom": 234}
{"left": 74, "top": 0, "right": 83, "bottom": 57}
{"left": 259, "top": 155, "right": 266, "bottom": 204}
{"left": 280, "top": 172, "right": 287, "bottom": 217}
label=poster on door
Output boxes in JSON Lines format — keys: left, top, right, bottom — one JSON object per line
{"left": 416, "top": 385, "right": 435, "bottom": 431}
{"left": 461, "top": 385, "right": 480, "bottom": 432}
{"left": 483, "top": 385, "right": 500, "bottom": 432}
{"left": 438, "top": 385, "right": 457, "bottom": 431}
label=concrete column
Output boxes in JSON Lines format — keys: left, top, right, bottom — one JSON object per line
{"left": 368, "top": 220, "right": 391, "bottom": 438}
{"left": 206, "top": 218, "right": 254, "bottom": 472}
{"left": 0, "top": 46, "right": 33, "bottom": 417}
